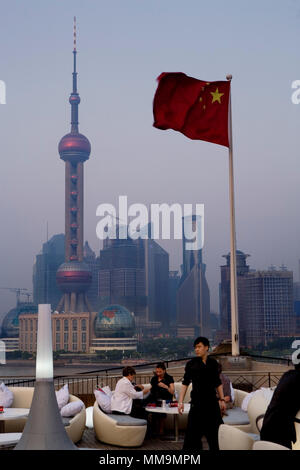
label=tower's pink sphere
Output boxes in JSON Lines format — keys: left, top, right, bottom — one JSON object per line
{"left": 58, "top": 133, "right": 91, "bottom": 162}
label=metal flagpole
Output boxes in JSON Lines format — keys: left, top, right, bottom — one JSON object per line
{"left": 226, "top": 74, "right": 240, "bottom": 356}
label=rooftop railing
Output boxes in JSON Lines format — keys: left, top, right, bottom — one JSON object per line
{"left": 0, "top": 352, "right": 292, "bottom": 407}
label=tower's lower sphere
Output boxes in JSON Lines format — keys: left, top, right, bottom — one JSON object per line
{"left": 56, "top": 261, "right": 92, "bottom": 293}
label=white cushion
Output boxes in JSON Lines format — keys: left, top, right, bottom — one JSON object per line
{"left": 260, "top": 387, "right": 274, "bottom": 403}
{"left": 241, "top": 387, "right": 274, "bottom": 412}
{"left": 0, "top": 382, "right": 14, "bottom": 408}
{"left": 94, "top": 388, "right": 112, "bottom": 414}
{"left": 241, "top": 391, "right": 255, "bottom": 411}
{"left": 56, "top": 384, "right": 69, "bottom": 410}
{"left": 101, "top": 385, "right": 112, "bottom": 397}
{"left": 223, "top": 408, "right": 250, "bottom": 425}
{"left": 60, "top": 399, "right": 84, "bottom": 417}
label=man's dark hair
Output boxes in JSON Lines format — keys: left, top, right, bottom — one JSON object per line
{"left": 193, "top": 336, "right": 210, "bottom": 348}
{"left": 156, "top": 362, "right": 166, "bottom": 370}
{"left": 123, "top": 366, "right": 136, "bottom": 377}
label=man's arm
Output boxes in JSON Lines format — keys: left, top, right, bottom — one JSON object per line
{"left": 217, "top": 384, "right": 226, "bottom": 413}
{"left": 178, "top": 384, "right": 188, "bottom": 415}
{"left": 124, "top": 381, "right": 144, "bottom": 399}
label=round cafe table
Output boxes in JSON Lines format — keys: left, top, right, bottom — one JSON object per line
{"left": 146, "top": 403, "right": 190, "bottom": 442}
{"left": 0, "top": 408, "right": 29, "bottom": 434}
{"left": 0, "top": 433, "right": 22, "bottom": 447}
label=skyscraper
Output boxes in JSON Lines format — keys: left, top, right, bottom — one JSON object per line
{"left": 33, "top": 234, "right": 65, "bottom": 310}
{"left": 177, "top": 215, "right": 210, "bottom": 338}
{"left": 56, "top": 22, "right": 92, "bottom": 314}
{"left": 145, "top": 238, "right": 169, "bottom": 327}
{"left": 83, "top": 241, "right": 101, "bottom": 311}
{"left": 168, "top": 270, "right": 180, "bottom": 327}
{"left": 242, "top": 268, "right": 293, "bottom": 348}
{"left": 218, "top": 250, "right": 250, "bottom": 344}
{"left": 98, "top": 227, "right": 146, "bottom": 316}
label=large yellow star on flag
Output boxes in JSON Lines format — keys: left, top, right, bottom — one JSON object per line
{"left": 210, "top": 88, "right": 224, "bottom": 104}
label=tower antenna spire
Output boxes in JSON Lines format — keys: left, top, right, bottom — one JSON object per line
{"left": 72, "top": 16, "right": 77, "bottom": 93}
{"left": 70, "top": 16, "right": 80, "bottom": 131}
{"left": 73, "top": 16, "right": 77, "bottom": 52}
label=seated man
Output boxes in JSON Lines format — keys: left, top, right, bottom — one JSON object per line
{"left": 111, "top": 366, "right": 148, "bottom": 419}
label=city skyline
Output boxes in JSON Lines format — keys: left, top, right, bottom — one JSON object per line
{"left": 0, "top": 1, "right": 300, "bottom": 317}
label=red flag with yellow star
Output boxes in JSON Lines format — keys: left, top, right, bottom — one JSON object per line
{"left": 153, "top": 72, "right": 231, "bottom": 147}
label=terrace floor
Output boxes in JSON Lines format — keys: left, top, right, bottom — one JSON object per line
{"left": 76, "top": 427, "right": 209, "bottom": 450}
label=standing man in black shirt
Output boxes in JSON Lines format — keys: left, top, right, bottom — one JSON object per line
{"left": 178, "top": 337, "right": 226, "bottom": 450}
{"left": 260, "top": 362, "right": 300, "bottom": 448}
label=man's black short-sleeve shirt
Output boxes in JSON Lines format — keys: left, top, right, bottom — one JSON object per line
{"left": 182, "top": 356, "right": 221, "bottom": 405}
{"left": 261, "top": 370, "right": 300, "bottom": 444}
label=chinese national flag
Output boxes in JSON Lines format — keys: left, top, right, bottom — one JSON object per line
{"left": 153, "top": 72, "right": 231, "bottom": 147}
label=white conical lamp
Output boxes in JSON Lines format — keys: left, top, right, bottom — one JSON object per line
{"left": 15, "top": 304, "right": 77, "bottom": 450}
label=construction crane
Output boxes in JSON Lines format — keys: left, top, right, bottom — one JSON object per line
{"left": 23, "top": 292, "right": 33, "bottom": 303}
{"left": 0, "top": 287, "right": 30, "bottom": 306}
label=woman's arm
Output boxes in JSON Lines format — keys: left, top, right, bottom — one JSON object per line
{"left": 157, "top": 381, "right": 174, "bottom": 395}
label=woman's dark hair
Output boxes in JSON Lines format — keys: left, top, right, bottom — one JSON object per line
{"left": 122, "top": 366, "right": 136, "bottom": 376}
{"left": 156, "top": 362, "right": 166, "bottom": 371}
{"left": 193, "top": 336, "right": 210, "bottom": 348}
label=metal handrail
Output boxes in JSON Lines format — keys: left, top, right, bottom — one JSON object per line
{"left": 1, "top": 351, "right": 292, "bottom": 387}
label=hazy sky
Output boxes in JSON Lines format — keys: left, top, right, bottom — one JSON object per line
{"left": 0, "top": 0, "right": 300, "bottom": 317}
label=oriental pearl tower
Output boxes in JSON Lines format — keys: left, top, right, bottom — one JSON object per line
{"left": 56, "top": 18, "right": 92, "bottom": 313}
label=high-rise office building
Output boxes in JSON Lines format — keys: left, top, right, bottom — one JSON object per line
{"left": 33, "top": 234, "right": 65, "bottom": 310}
{"left": 177, "top": 215, "right": 210, "bottom": 338}
{"left": 168, "top": 271, "right": 180, "bottom": 327}
{"left": 98, "top": 223, "right": 171, "bottom": 337}
{"left": 83, "top": 241, "right": 101, "bottom": 311}
{"left": 145, "top": 238, "right": 169, "bottom": 327}
{"left": 98, "top": 235, "right": 147, "bottom": 322}
{"left": 241, "top": 269, "right": 293, "bottom": 348}
{"left": 218, "top": 250, "right": 250, "bottom": 344}
{"left": 293, "top": 281, "right": 300, "bottom": 335}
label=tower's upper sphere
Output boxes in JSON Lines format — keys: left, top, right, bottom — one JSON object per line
{"left": 69, "top": 94, "right": 81, "bottom": 105}
{"left": 56, "top": 261, "right": 92, "bottom": 293}
{"left": 59, "top": 132, "right": 91, "bottom": 163}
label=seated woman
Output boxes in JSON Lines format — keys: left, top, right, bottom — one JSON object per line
{"left": 145, "top": 362, "right": 175, "bottom": 436}
{"left": 146, "top": 362, "right": 175, "bottom": 403}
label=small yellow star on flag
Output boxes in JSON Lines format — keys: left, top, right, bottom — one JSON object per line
{"left": 210, "top": 88, "right": 224, "bottom": 104}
